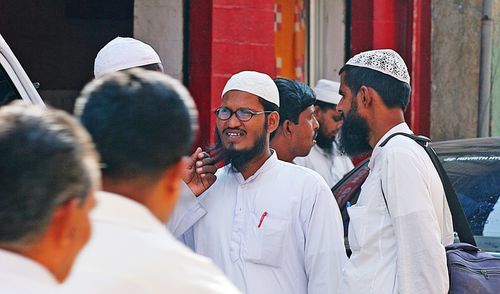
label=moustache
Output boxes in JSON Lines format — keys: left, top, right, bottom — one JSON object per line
{"left": 222, "top": 127, "right": 247, "bottom": 134}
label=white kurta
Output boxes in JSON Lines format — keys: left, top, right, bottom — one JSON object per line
{"left": 341, "top": 123, "right": 454, "bottom": 294}
{"left": 0, "top": 248, "right": 58, "bottom": 293}
{"left": 168, "top": 152, "right": 347, "bottom": 294}
{"left": 63, "top": 191, "right": 240, "bottom": 294}
{"left": 295, "top": 142, "right": 354, "bottom": 188}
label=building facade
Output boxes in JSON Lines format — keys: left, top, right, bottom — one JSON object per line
{"left": 0, "top": 0, "right": 498, "bottom": 145}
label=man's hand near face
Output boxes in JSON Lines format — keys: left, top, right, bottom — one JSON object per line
{"left": 183, "top": 147, "right": 218, "bottom": 197}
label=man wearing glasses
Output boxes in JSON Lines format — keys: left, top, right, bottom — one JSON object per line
{"left": 168, "top": 71, "right": 347, "bottom": 294}
{"left": 295, "top": 79, "right": 354, "bottom": 188}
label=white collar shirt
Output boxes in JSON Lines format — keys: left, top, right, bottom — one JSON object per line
{"left": 341, "top": 123, "right": 454, "bottom": 293}
{"left": 63, "top": 191, "right": 240, "bottom": 294}
{"left": 168, "top": 152, "right": 347, "bottom": 294}
{"left": 0, "top": 248, "right": 58, "bottom": 293}
{"left": 295, "top": 142, "right": 354, "bottom": 188}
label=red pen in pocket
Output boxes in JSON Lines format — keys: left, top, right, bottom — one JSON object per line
{"left": 257, "top": 211, "right": 268, "bottom": 228}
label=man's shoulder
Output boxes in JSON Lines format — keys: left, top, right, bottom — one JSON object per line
{"left": 294, "top": 146, "right": 325, "bottom": 166}
{"left": 379, "top": 134, "right": 427, "bottom": 159}
{"left": 376, "top": 134, "right": 437, "bottom": 178}
{"left": 270, "top": 161, "right": 333, "bottom": 195}
{"left": 71, "top": 228, "right": 234, "bottom": 288}
{"left": 68, "top": 239, "right": 238, "bottom": 293}
{"left": 277, "top": 159, "right": 326, "bottom": 179}
{"left": 0, "top": 283, "right": 57, "bottom": 294}
{"left": 117, "top": 239, "right": 239, "bottom": 293}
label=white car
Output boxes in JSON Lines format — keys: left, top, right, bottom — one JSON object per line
{"left": 0, "top": 34, "right": 44, "bottom": 106}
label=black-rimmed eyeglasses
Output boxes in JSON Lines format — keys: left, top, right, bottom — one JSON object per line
{"left": 214, "top": 107, "right": 272, "bottom": 122}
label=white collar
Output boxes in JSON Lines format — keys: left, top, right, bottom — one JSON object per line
{"left": 229, "top": 150, "right": 280, "bottom": 185}
{"left": 0, "top": 248, "right": 58, "bottom": 286}
{"left": 92, "top": 191, "right": 165, "bottom": 233}
{"left": 368, "top": 122, "right": 413, "bottom": 169}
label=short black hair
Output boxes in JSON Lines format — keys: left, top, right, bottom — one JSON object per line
{"left": 339, "top": 65, "right": 411, "bottom": 111}
{"left": 258, "top": 97, "right": 279, "bottom": 113}
{"left": 137, "top": 62, "right": 163, "bottom": 73}
{"left": 257, "top": 96, "right": 279, "bottom": 125}
{"left": 76, "top": 68, "right": 198, "bottom": 180}
{"left": 274, "top": 78, "right": 316, "bottom": 125}
{"left": 0, "top": 103, "right": 98, "bottom": 244}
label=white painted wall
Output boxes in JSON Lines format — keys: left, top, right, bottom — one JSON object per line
{"left": 134, "top": 0, "right": 184, "bottom": 80}
{"left": 309, "top": 0, "right": 345, "bottom": 86}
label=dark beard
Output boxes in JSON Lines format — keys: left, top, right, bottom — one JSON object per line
{"left": 210, "top": 124, "right": 268, "bottom": 172}
{"left": 315, "top": 131, "right": 334, "bottom": 153}
{"left": 338, "top": 103, "right": 372, "bottom": 157}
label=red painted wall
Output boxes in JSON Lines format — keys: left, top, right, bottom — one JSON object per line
{"left": 408, "top": 0, "right": 431, "bottom": 137}
{"left": 189, "top": 0, "right": 431, "bottom": 146}
{"left": 350, "top": 0, "right": 431, "bottom": 137}
{"left": 188, "top": 0, "right": 276, "bottom": 148}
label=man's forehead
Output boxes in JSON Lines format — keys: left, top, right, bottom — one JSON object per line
{"left": 301, "top": 105, "right": 315, "bottom": 114}
{"left": 222, "top": 90, "right": 261, "bottom": 106}
{"left": 338, "top": 74, "right": 349, "bottom": 93}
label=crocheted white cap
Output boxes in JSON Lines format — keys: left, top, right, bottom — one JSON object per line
{"left": 346, "top": 49, "right": 410, "bottom": 84}
{"left": 94, "top": 37, "right": 161, "bottom": 77}
{"left": 222, "top": 71, "right": 279, "bottom": 107}
{"left": 314, "top": 79, "right": 342, "bottom": 105}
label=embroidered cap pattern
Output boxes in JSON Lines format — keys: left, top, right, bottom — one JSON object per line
{"left": 346, "top": 49, "right": 410, "bottom": 84}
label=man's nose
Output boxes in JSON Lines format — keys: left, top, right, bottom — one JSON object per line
{"left": 226, "top": 112, "right": 242, "bottom": 127}
{"left": 336, "top": 97, "right": 344, "bottom": 113}
{"left": 312, "top": 115, "right": 319, "bottom": 130}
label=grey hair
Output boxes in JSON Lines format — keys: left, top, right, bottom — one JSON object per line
{"left": 0, "top": 102, "right": 100, "bottom": 244}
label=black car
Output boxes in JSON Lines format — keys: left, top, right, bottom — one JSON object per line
{"left": 332, "top": 137, "right": 500, "bottom": 256}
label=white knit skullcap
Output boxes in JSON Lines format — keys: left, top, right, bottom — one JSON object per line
{"left": 222, "top": 71, "right": 279, "bottom": 107}
{"left": 346, "top": 49, "right": 410, "bottom": 84}
{"left": 314, "top": 79, "right": 342, "bottom": 105}
{"left": 94, "top": 37, "right": 161, "bottom": 77}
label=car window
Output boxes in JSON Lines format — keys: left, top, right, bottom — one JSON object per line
{"left": 439, "top": 153, "right": 500, "bottom": 253}
{"left": 440, "top": 154, "right": 500, "bottom": 236}
{"left": 0, "top": 63, "right": 21, "bottom": 106}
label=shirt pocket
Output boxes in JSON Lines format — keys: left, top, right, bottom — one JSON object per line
{"left": 347, "top": 205, "right": 369, "bottom": 252}
{"left": 347, "top": 204, "right": 387, "bottom": 252}
{"left": 244, "top": 211, "right": 289, "bottom": 268}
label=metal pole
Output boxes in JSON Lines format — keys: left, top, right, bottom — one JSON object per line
{"left": 478, "top": 0, "right": 493, "bottom": 137}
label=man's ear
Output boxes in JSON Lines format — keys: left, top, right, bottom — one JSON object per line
{"left": 358, "top": 86, "right": 373, "bottom": 108}
{"left": 267, "top": 111, "right": 280, "bottom": 133}
{"left": 313, "top": 105, "right": 322, "bottom": 117}
{"left": 49, "top": 198, "right": 81, "bottom": 248}
{"left": 162, "top": 159, "right": 186, "bottom": 198}
{"left": 283, "top": 120, "right": 293, "bottom": 138}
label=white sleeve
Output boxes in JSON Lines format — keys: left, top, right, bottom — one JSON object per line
{"left": 303, "top": 177, "right": 348, "bottom": 294}
{"left": 382, "top": 150, "right": 449, "bottom": 294}
{"left": 166, "top": 182, "right": 207, "bottom": 238}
